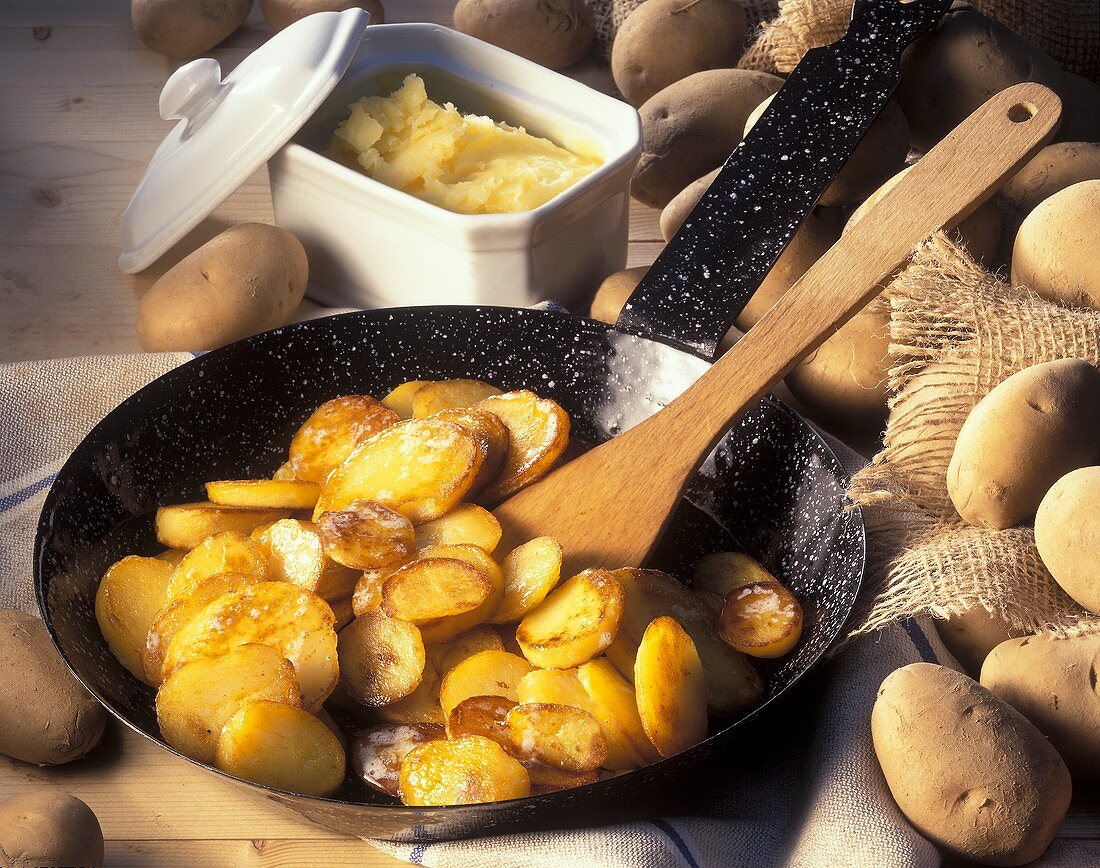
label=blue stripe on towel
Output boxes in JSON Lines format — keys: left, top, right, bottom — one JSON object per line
{"left": 902, "top": 618, "right": 939, "bottom": 664}
{"left": 648, "top": 819, "right": 702, "bottom": 868}
{"left": 408, "top": 843, "right": 429, "bottom": 864}
{"left": 0, "top": 472, "right": 58, "bottom": 514}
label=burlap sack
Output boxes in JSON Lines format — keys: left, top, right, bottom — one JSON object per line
{"left": 847, "top": 232, "right": 1100, "bottom": 639}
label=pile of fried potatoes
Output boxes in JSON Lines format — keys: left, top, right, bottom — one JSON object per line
{"left": 94, "top": 379, "right": 804, "bottom": 804}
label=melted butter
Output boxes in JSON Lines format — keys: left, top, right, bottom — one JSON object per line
{"left": 329, "top": 74, "right": 602, "bottom": 214}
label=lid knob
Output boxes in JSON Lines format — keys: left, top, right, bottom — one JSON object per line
{"left": 160, "top": 58, "right": 225, "bottom": 123}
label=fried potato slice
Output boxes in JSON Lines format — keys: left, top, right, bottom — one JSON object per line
{"left": 516, "top": 668, "right": 639, "bottom": 770}
{"left": 426, "top": 625, "right": 504, "bottom": 677}
{"left": 144, "top": 571, "right": 264, "bottom": 685}
{"left": 314, "top": 419, "right": 482, "bottom": 524}
{"left": 316, "top": 500, "right": 415, "bottom": 571}
{"left": 718, "top": 581, "right": 804, "bottom": 659}
{"left": 381, "top": 558, "right": 492, "bottom": 624}
{"left": 167, "top": 531, "right": 270, "bottom": 600}
{"left": 474, "top": 390, "right": 570, "bottom": 503}
{"left": 373, "top": 657, "right": 445, "bottom": 726}
{"left": 163, "top": 581, "right": 338, "bottom": 711}
{"left": 446, "top": 695, "right": 517, "bottom": 754}
{"left": 433, "top": 408, "right": 509, "bottom": 492}
{"left": 337, "top": 611, "right": 425, "bottom": 707}
{"left": 399, "top": 735, "right": 530, "bottom": 806}
{"left": 490, "top": 537, "right": 563, "bottom": 624}
{"left": 524, "top": 762, "right": 599, "bottom": 795}
{"left": 411, "top": 379, "right": 503, "bottom": 417}
{"left": 439, "top": 650, "right": 533, "bottom": 717}
{"left": 95, "top": 555, "right": 174, "bottom": 681}
{"left": 696, "top": 590, "right": 725, "bottom": 614}
{"left": 693, "top": 552, "right": 778, "bottom": 597}
{"left": 352, "top": 723, "right": 445, "bottom": 797}
{"left": 516, "top": 569, "right": 624, "bottom": 669}
{"left": 289, "top": 395, "right": 400, "bottom": 484}
{"left": 507, "top": 703, "right": 607, "bottom": 771}
{"left": 634, "top": 617, "right": 708, "bottom": 758}
{"left": 272, "top": 460, "right": 298, "bottom": 481}
{"left": 156, "top": 643, "right": 301, "bottom": 763}
{"left": 156, "top": 549, "right": 188, "bottom": 565}
{"left": 252, "top": 518, "right": 359, "bottom": 602}
{"left": 414, "top": 503, "right": 503, "bottom": 553}
{"left": 381, "top": 381, "right": 430, "bottom": 419}
{"left": 414, "top": 545, "right": 505, "bottom": 644}
{"left": 577, "top": 659, "right": 662, "bottom": 766}
{"left": 352, "top": 570, "right": 387, "bottom": 616}
{"left": 215, "top": 700, "right": 346, "bottom": 796}
{"left": 329, "top": 596, "right": 355, "bottom": 631}
{"left": 606, "top": 568, "right": 763, "bottom": 717}
{"left": 155, "top": 502, "right": 291, "bottom": 550}
{"left": 205, "top": 479, "right": 320, "bottom": 510}
{"left": 496, "top": 624, "right": 525, "bottom": 657}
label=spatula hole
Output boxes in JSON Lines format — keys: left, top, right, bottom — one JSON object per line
{"left": 1007, "top": 102, "right": 1037, "bottom": 123}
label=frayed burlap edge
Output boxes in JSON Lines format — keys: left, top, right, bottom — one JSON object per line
{"left": 738, "top": 0, "right": 850, "bottom": 74}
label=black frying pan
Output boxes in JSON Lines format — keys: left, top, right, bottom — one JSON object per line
{"left": 34, "top": 0, "right": 950, "bottom": 843}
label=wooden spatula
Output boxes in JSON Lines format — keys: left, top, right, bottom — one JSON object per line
{"left": 494, "top": 82, "right": 1061, "bottom": 571}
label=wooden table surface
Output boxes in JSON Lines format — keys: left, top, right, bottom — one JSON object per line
{"left": 1, "top": 2, "right": 1097, "bottom": 866}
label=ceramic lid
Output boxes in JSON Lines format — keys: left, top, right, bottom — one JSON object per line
{"left": 119, "top": 9, "right": 370, "bottom": 274}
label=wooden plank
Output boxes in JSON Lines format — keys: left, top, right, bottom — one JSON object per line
{"left": 105, "top": 840, "right": 406, "bottom": 867}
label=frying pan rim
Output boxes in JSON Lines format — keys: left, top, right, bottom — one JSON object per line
{"left": 33, "top": 304, "right": 866, "bottom": 820}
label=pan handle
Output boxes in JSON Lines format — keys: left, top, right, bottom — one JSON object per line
{"left": 614, "top": 0, "right": 951, "bottom": 361}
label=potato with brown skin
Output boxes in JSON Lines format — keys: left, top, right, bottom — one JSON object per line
{"left": 131, "top": 0, "right": 251, "bottom": 58}
{"left": 982, "top": 634, "right": 1100, "bottom": 782}
{"left": 0, "top": 791, "right": 104, "bottom": 868}
{"left": 590, "top": 266, "right": 648, "bottom": 325}
{"left": 934, "top": 607, "right": 1025, "bottom": 676}
{"left": 872, "top": 663, "right": 1071, "bottom": 866}
{"left": 0, "top": 610, "right": 107, "bottom": 765}
{"left": 453, "top": 0, "right": 594, "bottom": 70}
{"left": 1012, "top": 181, "right": 1100, "bottom": 311}
{"left": 632, "top": 68, "right": 784, "bottom": 208}
{"left": 137, "top": 223, "right": 308, "bottom": 351}
{"left": 1034, "top": 466, "right": 1100, "bottom": 614}
{"left": 947, "top": 359, "right": 1100, "bottom": 529}
{"left": 261, "top": 0, "right": 384, "bottom": 32}
{"left": 1001, "top": 142, "right": 1100, "bottom": 216}
{"left": 352, "top": 723, "right": 444, "bottom": 797}
{"left": 611, "top": 0, "right": 748, "bottom": 107}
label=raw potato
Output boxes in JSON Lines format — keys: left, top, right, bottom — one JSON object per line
{"left": 475, "top": 390, "right": 570, "bottom": 503}
{"left": 167, "top": 530, "right": 270, "bottom": 599}
{"left": 692, "top": 551, "right": 777, "bottom": 597}
{"left": 254, "top": 518, "right": 360, "bottom": 601}
{"left": 338, "top": 610, "right": 425, "bottom": 707}
{"left": 611, "top": 0, "right": 748, "bottom": 107}
{"left": 205, "top": 479, "right": 320, "bottom": 510}
{"left": 1012, "top": 181, "right": 1100, "bottom": 311}
{"left": 215, "top": 700, "right": 346, "bottom": 796}
{"left": 314, "top": 418, "right": 482, "bottom": 522}
{"left": 0, "top": 791, "right": 104, "bottom": 868}
{"left": 382, "top": 558, "right": 493, "bottom": 623}
{"left": 156, "top": 643, "right": 301, "bottom": 763}
{"left": 137, "top": 224, "right": 307, "bottom": 351}
{"left": 411, "top": 379, "right": 502, "bottom": 417}
{"left": 399, "top": 734, "right": 531, "bottom": 805}
{"left": 872, "top": 663, "right": 1071, "bottom": 865}
{"left": 289, "top": 395, "right": 400, "bottom": 484}
{"left": 95, "top": 555, "right": 173, "bottom": 679}
{"left": 415, "top": 503, "right": 502, "bottom": 552}
{"left": 452, "top": 0, "right": 594, "bottom": 70}
{"left": 634, "top": 617, "right": 708, "bottom": 757}
{"left": 428, "top": 624, "right": 504, "bottom": 675}
{"left": 516, "top": 569, "right": 624, "bottom": 669}
{"left": 315, "top": 500, "right": 415, "bottom": 571}
{"left": 589, "top": 266, "right": 648, "bottom": 324}
{"left": 934, "top": 607, "right": 1025, "bottom": 676}
{"left": 446, "top": 695, "right": 517, "bottom": 752}
{"left": 576, "top": 659, "right": 662, "bottom": 766}
{"left": 373, "top": 657, "right": 445, "bottom": 726}
{"left": 382, "top": 381, "right": 430, "bottom": 418}
{"left": 507, "top": 702, "right": 607, "bottom": 770}
{"left": 439, "top": 649, "right": 533, "bottom": 716}
{"left": 131, "top": 0, "right": 251, "bottom": 57}
{"left": 632, "top": 68, "right": 783, "bottom": 208}
{"left": 947, "top": 359, "right": 1100, "bottom": 529}
{"left": 1034, "top": 466, "right": 1100, "bottom": 613}
{"left": 490, "top": 536, "right": 563, "bottom": 623}
{"left": 434, "top": 407, "right": 511, "bottom": 492}
{"left": 352, "top": 723, "right": 444, "bottom": 797}
{"left": 261, "top": 0, "right": 385, "bottom": 32}
{"left": 981, "top": 634, "right": 1100, "bottom": 781}
{"left": 155, "top": 501, "right": 290, "bottom": 549}
{"left": 1001, "top": 142, "right": 1100, "bottom": 216}
{"left": 0, "top": 610, "right": 107, "bottom": 765}
{"left": 606, "top": 567, "right": 762, "bottom": 716}
{"left": 718, "top": 581, "right": 803, "bottom": 659}
{"left": 163, "top": 581, "right": 339, "bottom": 710}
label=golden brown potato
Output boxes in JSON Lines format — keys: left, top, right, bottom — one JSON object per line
{"left": 400, "top": 734, "right": 531, "bottom": 805}
{"left": 475, "top": 391, "right": 570, "bottom": 503}
{"left": 315, "top": 418, "right": 482, "bottom": 523}
{"left": 433, "top": 408, "right": 510, "bottom": 492}
{"left": 589, "top": 267, "right": 648, "bottom": 324}
{"left": 490, "top": 536, "right": 563, "bottom": 623}
{"left": 163, "top": 581, "right": 338, "bottom": 711}
{"left": 439, "top": 649, "right": 533, "bottom": 717}
{"left": 351, "top": 723, "right": 444, "bottom": 798}
{"left": 156, "top": 643, "right": 301, "bottom": 763}
{"left": 525, "top": 762, "right": 599, "bottom": 794}
{"left": 427, "top": 625, "right": 504, "bottom": 676}
{"left": 337, "top": 610, "right": 425, "bottom": 707}
{"left": 272, "top": 461, "right": 297, "bottom": 481}
{"left": 507, "top": 702, "right": 607, "bottom": 771}
{"left": 0, "top": 791, "right": 104, "bottom": 868}
{"left": 411, "top": 379, "right": 502, "bottom": 417}
{"left": 414, "top": 545, "right": 505, "bottom": 643}
{"left": 634, "top": 617, "right": 708, "bottom": 757}
{"left": 1035, "top": 466, "right": 1100, "bottom": 614}
{"left": 351, "top": 570, "right": 387, "bottom": 616}
{"left": 446, "top": 694, "right": 517, "bottom": 753}
{"left": 252, "top": 519, "right": 359, "bottom": 602}
{"left": 576, "top": 659, "right": 662, "bottom": 766}
{"left": 215, "top": 700, "right": 346, "bottom": 797}
{"left": 95, "top": 555, "right": 174, "bottom": 680}
{"left": 381, "top": 558, "right": 493, "bottom": 624}
{"left": 414, "top": 503, "right": 503, "bottom": 553}
{"left": 167, "top": 530, "right": 270, "bottom": 599}
{"left": 155, "top": 549, "right": 188, "bottom": 565}
{"left": 315, "top": 500, "right": 415, "bottom": 571}
{"left": 718, "top": 581, "right": 803, "bottom": 659}
{"left": 290, "top": 395, "right": 401, "bottom": 484}
{"left": 452, "top": 0, "right": 594, "bottom": 70}
{"left": 261, "top": 0, "right": 385, "bottom": 32}
{"left": 155, "top": 501, "right": 291, "bottom": 550}
{"left": 516, "top": 569, "right": 624, "bottom": 669}
{"left": 1001, "top": 142, "right": 1100, "bottom": 216}
{"left": 692, "top": 551, "right": 777, "bottom": 598}
{"left": 373, "top": 657, "right": 446, "bottom": 726}
{"left": 329, "top": 596, "right": 355, "bottom": 631}
{"left": 205, "top": 479, "right": 320, "bottom": 510}
{"left": 381, "top": 381, "right": 430, "bottom": 418}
